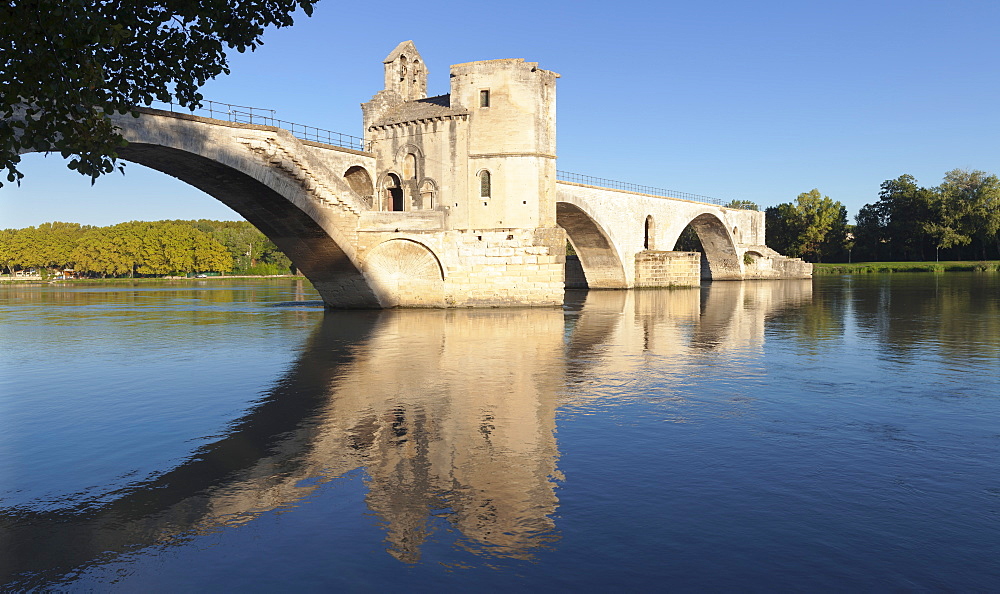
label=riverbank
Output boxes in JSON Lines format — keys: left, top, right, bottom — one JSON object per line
{"left": 814, "top": 261, "right": 1000, "bottom": 274}
{"left": 0, "top": 274, "right": 305, "bottom": 284}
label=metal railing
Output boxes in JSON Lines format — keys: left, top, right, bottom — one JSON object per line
{"left": 143, "top": 101, "right": 754, "bottom": 208}
{"left": 556, "top": 170, "right": 753, "bottom": 209}
{"left": 150, "top": 99, "right": 367, "bottom": 152}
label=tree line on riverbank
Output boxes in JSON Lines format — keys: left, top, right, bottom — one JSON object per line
{"left": 764, "top": 169, "right": 1000, "bottom": 263}
{"left": 0, "top": 220, "right": 292, "bottom": 278}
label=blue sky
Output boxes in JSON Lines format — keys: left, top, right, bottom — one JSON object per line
{"left": 3, "top": 0, "right": 999, "bottom": 228}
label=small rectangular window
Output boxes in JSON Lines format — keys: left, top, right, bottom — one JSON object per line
{"left": 480, "top": 89, "right": 490, "bottom": 108}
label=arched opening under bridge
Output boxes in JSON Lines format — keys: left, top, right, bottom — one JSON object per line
{"left": 9, "top": 108, "right": 381, "bottom": 307}
{"left": 114, "top": 142, "right": 379, "bottom": 305}
{"left": 556, "top": 202, "right": 627, "bottom": 289}
{"left": 670, "top": 213, "right": 742, "bottom": 280}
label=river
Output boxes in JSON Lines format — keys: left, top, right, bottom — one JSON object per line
{"left": 1, "top": 274, "right": 998, "bottom": 591}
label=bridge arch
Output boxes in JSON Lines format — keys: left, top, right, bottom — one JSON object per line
{"left": 117, "top": 144, "right": 382, "bottom": 304}
{"left": 555, "top": 201, "right": 627, "bottom": 288}
{"left": 361, "top": 238, "right": 445, "bottom": 307}
{"left": 672, "top": 212, "right": 742, "bottom": 280}
{"left": 16, "top": 109, "right": 382, "bottom": 307}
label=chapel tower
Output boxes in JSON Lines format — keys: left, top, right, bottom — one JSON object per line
{"left": 447, "top": 58, "right": 558, "bottom": 229}
{"left": 359, "top": 42, "right": 566, "bottom": 307}
{"left": 362, "top": 42, "right": 559, "bottom": 229}
{"left": 383, "top": 40, "right": 427, "bottom": 102}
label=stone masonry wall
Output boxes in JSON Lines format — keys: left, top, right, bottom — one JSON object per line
{"left": 742, "top": 254, "right": 813, "bottom": 279}
{"left": 634, "top": 251, "right": 701, "bottom": 288}
{"left": 445, "top": 227, "right": 566, "bottom": 306}
{"left": 355, "top": 226, "right": 567, "bottom": 307}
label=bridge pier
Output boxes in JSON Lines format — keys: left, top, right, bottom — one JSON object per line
{"left": 356, "top": 225, "right": 566, "bottom": 308}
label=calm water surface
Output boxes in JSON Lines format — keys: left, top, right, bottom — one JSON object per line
{"left": 1, "top": 275, "right": 998, "bottom": 591}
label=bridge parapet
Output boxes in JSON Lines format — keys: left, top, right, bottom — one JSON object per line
{"left": 149, "top": 100, "right": 369, "bottom": 152}
{"left": 556, "top": 170, "right": 753, "bottom": 209}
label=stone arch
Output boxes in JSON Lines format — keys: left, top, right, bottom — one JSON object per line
{"left": 398, "top": 54, "right": 408, "bottom": 81}
{"left": 344, "top": 165, "right": 374, "bottom": 208}
{"left": 478, "top": 169, "right": 492, "bottom": 198}
{"left": 72, "top": 115, "right": 384, "bottom": 308}
{"left": 418, "top": 178, "right": 437, "bottom": 209}
{"left": 394, "top": 144, "right": 423, "bottom": 179}
{"left": 393, "top": 144, "right": 424, "bottom": 208}
{"left": 10, "top": 110, "right": 384, "bottom": 307}
{"left": 403, "top": 153, "right": 417, "bottom": 179}
{"left": 381, "top": 172, "right": 404, "bottom": 211}
{"left": 394, "top": 144, "right": 424, "bottom": 168}
{"left": 644, "top": 215, "right": 655, "bottom": 250}
{"left": 410, "top": 59, "right": 422, "bottom": 88}
{"left": 362, "top": 239, "right": 445, "bottom": 307}
{"left": 555, "top": 202, "right": 627, "bottom": 288}
{"left": 682, "top": 213, "right": 742, "bottom": 280}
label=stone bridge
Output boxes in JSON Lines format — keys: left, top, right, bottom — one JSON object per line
{"left": 12, "top": 41, "right": 810, "bottom": 308}
{"left": 556, "top": 181, "right": 807, "bottom": 289}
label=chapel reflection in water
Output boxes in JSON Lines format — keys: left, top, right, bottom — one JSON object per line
{"left": 329, "top": 308, "right": 566, "bottom": 561}
{"left": 0, "top": 280, "right": 815, "bottom": 587}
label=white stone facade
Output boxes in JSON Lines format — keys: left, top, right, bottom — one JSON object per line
{"left": 356, "top": 41, "right": 567, "bottom": 306}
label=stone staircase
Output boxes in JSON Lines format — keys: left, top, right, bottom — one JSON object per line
{"left": 742, "top": 245, "right": 812, "bottom": 278}
{"left": 743, "top": 244, "right": 783, "bottom": 258}
{"left": 238, "top": 135, "right": 367, "bottom": 217}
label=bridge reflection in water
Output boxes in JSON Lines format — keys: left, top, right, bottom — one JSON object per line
{"left": 0, "top": 281, "right": 812, "bottom": 587}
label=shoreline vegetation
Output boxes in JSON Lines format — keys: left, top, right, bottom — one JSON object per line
{"left": 5, "top": 263, "right": 999, "bottom": 284}
{"left": 813, "top": 261, "right": 1000, "bottom": 274}
{"left": 765, "top": 170, "right": 1000, "bottom": 265}
{"left": 0, "top": 220, "right": 294, "bottom": 279}
{"left": 0, "top": 274, "right": 302, "bottom": 284}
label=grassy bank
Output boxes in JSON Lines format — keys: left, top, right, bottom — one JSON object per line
{"left": 814, "top": 261, "right": 1000, "bottom": 274}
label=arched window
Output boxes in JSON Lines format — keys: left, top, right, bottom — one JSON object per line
{"left": 480, "top": 170, "right": 491, "bottom": 198}
{"left": 403, "top": 153, "right": 417, "bottom": 179}
{"left": 419, "top": 180, "right": 436, "bottom": 209}
{"left": 644, "top": 215, "right": 655, "bottom": 250}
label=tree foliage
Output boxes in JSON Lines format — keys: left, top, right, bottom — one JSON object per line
{"left": 765, "top": 190, "right": 848, "bottom": 262}
{"left": 0, "top": 0, "right": 317, "bottom": 187}
{"left": 724, "top": 199, "right": 759, "bottom": 211}
{"left": 851, "top": 170, "right": 1000, "bottom": 261}
{"left": 0, "top": 219, "right": 300, "bottom": 277}
{"left": 764, "top": 171, "right": 1000, "bottom": 263}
